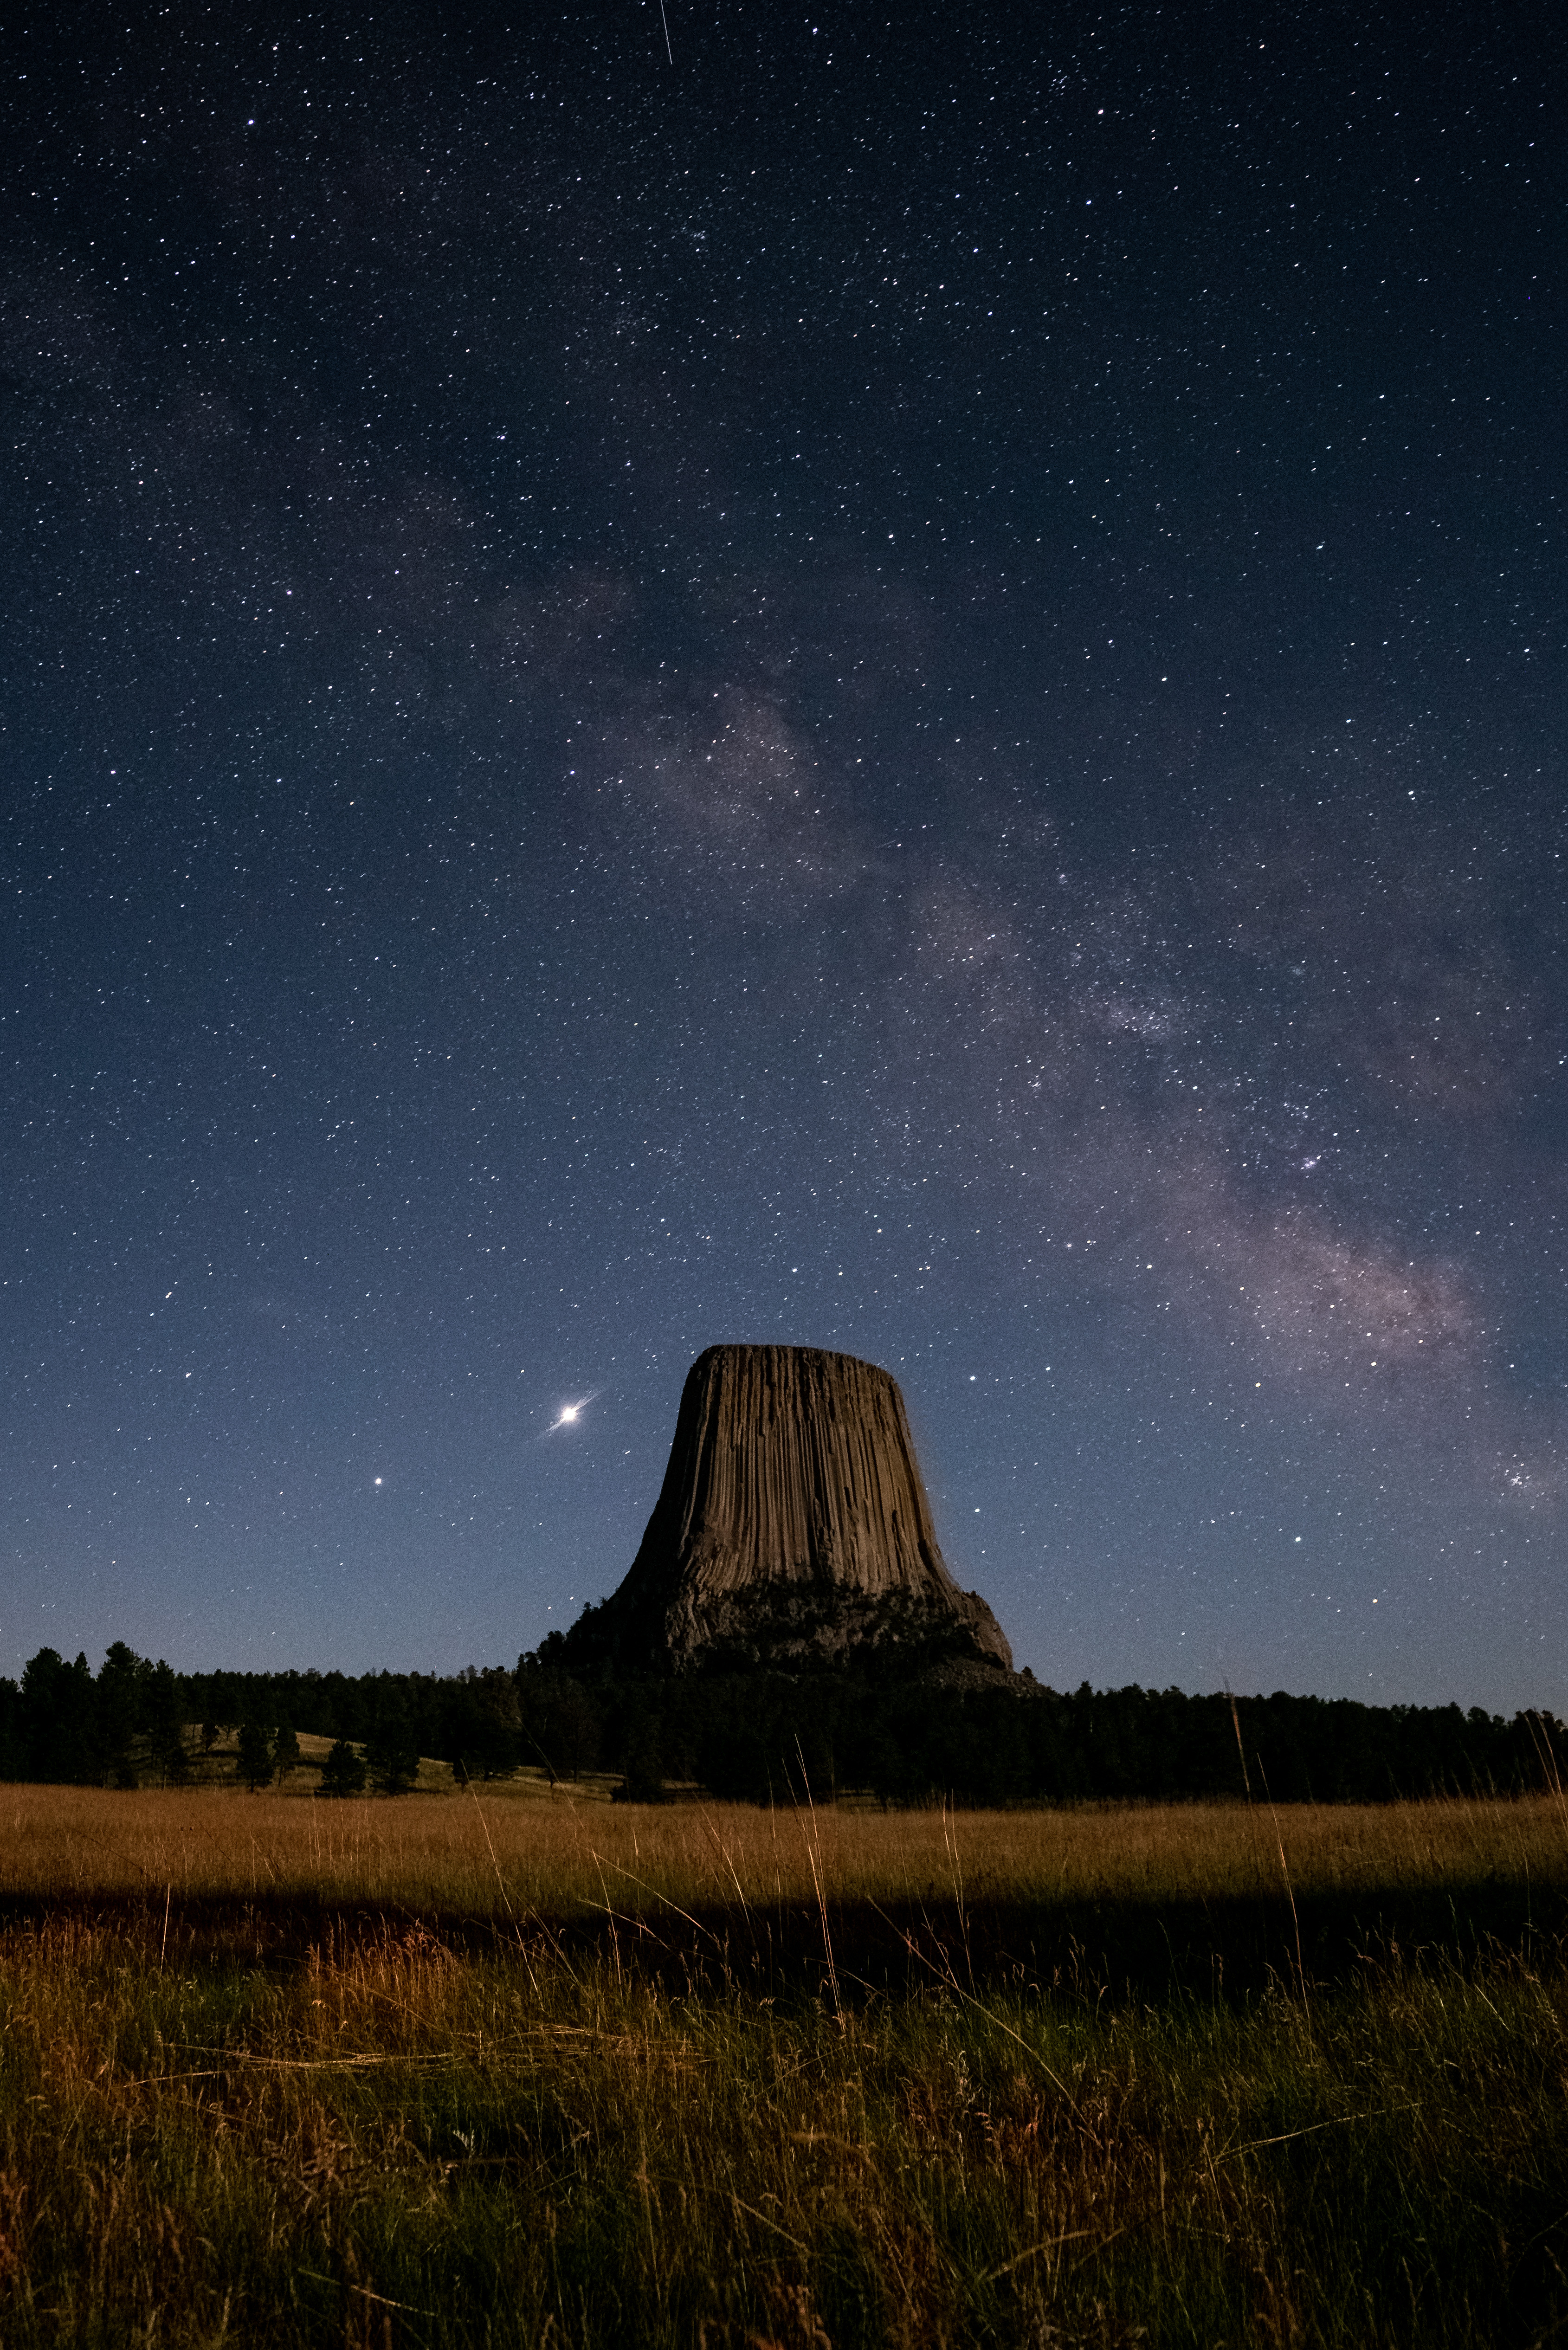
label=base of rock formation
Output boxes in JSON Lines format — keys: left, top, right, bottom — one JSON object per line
{"left": 564, "top": 1578, "right": 1013, "bottom": 1680}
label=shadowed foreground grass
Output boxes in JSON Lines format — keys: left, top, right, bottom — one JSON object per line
{"left": 1, "top": 1790, "right": 1566, "bottom": 2345}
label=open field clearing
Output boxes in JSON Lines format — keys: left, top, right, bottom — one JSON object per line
{"left": 3, "top": 1782, "right": 1566, "bottom": 1921}
{"left": 1, "top": 1793, "right": 1565, "bottom": 2345}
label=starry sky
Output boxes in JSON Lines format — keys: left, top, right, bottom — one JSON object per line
{"left": 2, "top": 3, "right": 1563, "bottom": 1708}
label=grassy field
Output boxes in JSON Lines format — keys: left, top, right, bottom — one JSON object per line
{"left": 1, "top": 1785, "right": 1565, "bottom": 2345}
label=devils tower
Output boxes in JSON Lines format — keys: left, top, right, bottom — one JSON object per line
{"left": 561, "top": 1344, "right": 1014, "bottom": 1676}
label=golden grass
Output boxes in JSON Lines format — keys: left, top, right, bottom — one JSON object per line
{"left": 1, "top": 1789, "right": 1566, "bottom": 2341}
{"left": 1, "top": 1782, "right": 1562, "bottom": 1921}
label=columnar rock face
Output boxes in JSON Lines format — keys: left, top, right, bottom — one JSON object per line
{"left": 564, "top": 1345, "right": 1014, "bottom": 1675}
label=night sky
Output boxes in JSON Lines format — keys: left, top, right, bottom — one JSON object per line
{"left": 2, "top": 4, "right": 1563, "bottom": 1709}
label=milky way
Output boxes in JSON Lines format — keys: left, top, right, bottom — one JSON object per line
{"left": 0, "top": 6, "right": 1562, "bottom": 1705}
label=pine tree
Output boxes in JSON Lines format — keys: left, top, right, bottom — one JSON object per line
{"left": 317, "top": 1740, "right": 367, "bottom": 1798}
{"left": 18, "top": 1649, "right": 97, "bottom": 1784}
{"left": 235, "top": 1719, "right": 274, "bottom": 1791}
{"left": 96, "top": 1642, "right": 145, "bottom": 1787}
{"left": 146, "top": 1661, "right": 190, "bottom": 1786}
{"left": 364, "top": 1713, "right": 421, "bottom": 1795}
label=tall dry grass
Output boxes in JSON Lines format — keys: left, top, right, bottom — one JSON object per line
{"left": 1, "top": 1782, "right": 1562, "bottom": 1920}
{"left": 0, "top": 1790, "right": 1564, "bottom": 2344}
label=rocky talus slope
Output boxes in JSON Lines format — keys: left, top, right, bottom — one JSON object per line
{"left": 562, "top": 1345, "right": 1014, "bottom": 1676}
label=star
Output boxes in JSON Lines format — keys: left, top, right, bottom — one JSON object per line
{"left": 547, "top": 1396, "right": 596, "bottom": 1435}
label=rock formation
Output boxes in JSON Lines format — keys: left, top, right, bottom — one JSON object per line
{"left": 562, "top": 1344, "right": 1014, "bottom": 1676}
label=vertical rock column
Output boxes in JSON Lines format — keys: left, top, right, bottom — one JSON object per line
{"left": 576, "top": 1345, "right": 1013, "bottom": 1672}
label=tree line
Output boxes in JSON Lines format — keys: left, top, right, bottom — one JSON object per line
{"left": 0, "top": 1646, "right": 510, "bottom": 1795}
{"left": 0, "top": 1639, "right": 1562, "bottom": 1807}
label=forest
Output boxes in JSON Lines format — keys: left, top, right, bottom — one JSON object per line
{"left": 0, "top": 1638, "right": 1561, "bottom": 1807}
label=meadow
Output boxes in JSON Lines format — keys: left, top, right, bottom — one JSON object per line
{"left": 1, "top": 1781, "right": 1565, "bottom": 2345}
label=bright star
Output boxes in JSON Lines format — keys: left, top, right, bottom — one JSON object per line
{"left": 547, "top": 1393, "right": 597, "bottom": 1435}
